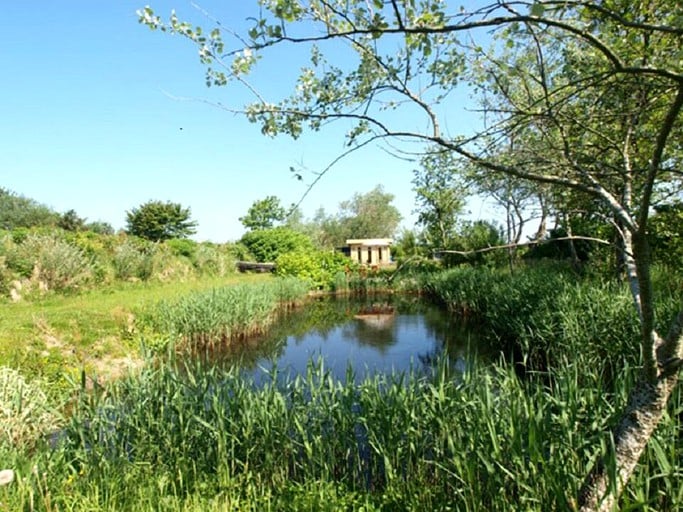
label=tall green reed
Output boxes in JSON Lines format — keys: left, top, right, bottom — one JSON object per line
{"left": 8, "top": 353, "right": 671, "bottom": 511}
{"left": 139, "top": 277, "right": 309, "bottom": 350}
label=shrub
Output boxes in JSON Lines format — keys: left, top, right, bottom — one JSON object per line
{"left": 166, "top": 238, "right": 198, "bottom": 259}
{"left": 276, "top": 249, "right": 352, "bottom": 290}
{"left": 192, "top": 243, "right": 237, "bottom": 276}
{"left": 113, "top": 240, "right": 155, "bottom": 281}
{"left": 5, "top": 234, "right": 94, "bottom": 292}
{"left": 241, "top": 227, "right": 314, "bottom": 263}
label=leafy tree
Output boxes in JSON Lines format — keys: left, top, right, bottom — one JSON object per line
{"left": 0, "top": 188, "right": 58, "bottom": 230}
{"left": 125, "top": 200, "right": 197, "bottom": 242}
{"left": 240, "top": 195, "right": 287, "bottom": 231}
{"left": 58, "top": 209, "right": 86, "bottom": 232}
{"left": 85, "top": 220, "right": 115, "bottom": 235}
{"left": 649, "top": 201, "right": 683, "bottom": 267}
{"left": 142, "top": 2, "right": 683, "bottom": 508}
{"left": 240, "top": 226, "right": 314, "bottom": 262}
{"left": 413, "top": 151, "right": 468, "bottom": 252}
{"left": 339, "top": 185, "right": 402, "bottom": 240}
{"left": 447, "top": 220, "right": 506, "bottom": 267}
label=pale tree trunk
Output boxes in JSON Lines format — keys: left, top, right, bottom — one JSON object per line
{"left": 534, "top": 193, "right": 548, "bottom": 241}
{"left": 578, "top": 314, "right": 682, "bottom": 511}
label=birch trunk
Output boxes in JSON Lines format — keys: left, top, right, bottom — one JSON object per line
{"left": 579, "top": 300, "right": 683, "bottom": 511}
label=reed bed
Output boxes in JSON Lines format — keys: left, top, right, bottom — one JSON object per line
{"left": 139, "top": 277, "right": 309, "bottom": 350}
{"left": 2, "top": 356, "right": 680, "bottom": 511}
{"left": 420, "top": 264, "right": 681, "bottom": 381}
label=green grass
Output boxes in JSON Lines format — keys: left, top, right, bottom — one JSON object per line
{"left": 0, "top": 273, "right": 273, "bottom": 388}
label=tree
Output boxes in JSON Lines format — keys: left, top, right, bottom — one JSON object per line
{"left": 58, "top": 209, "right": 86, "bottom": 232}
{"left": 141, "top": 2, "right": 683, "bottom": 509}
{"left": 85, "top": 220, "right": 115, "bottom": 235}
{"left": 240, "top": 195, "right": 287, "bottom": 231}
{"left": 240, "top": 226, "right": 314, "bottom": 262}
{"left": 413, "top": 151, "right": 468, "bottom": 252}
{"left": 0, "top": 188, "right": 59, "bottom": 230}
{"left": 126, "top": 200, "right": 197, "bottom": 242}
{"left": 339, "top": 185, "right": 402, "bottom": 240}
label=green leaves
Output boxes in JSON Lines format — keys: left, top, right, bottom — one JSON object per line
{"left": 125, "top": 200, "right": 197, "bottom": 242}
{"left": 240, "top": 196, "right": 287, "bottom": 231}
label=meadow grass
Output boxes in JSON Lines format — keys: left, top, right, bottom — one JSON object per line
{"left": 0, "top": 273, "right": 272, "bottom": 390}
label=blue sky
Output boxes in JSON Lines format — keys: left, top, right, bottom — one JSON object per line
{"left": 1, "top": 1, "right": 493, "bottom": 242}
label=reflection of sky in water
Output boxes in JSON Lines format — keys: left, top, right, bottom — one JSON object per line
{"left": 247, "top": 311, "right": 475, "bottom": 385}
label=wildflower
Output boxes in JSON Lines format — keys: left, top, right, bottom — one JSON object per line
{"left": 0, "top": 469, "right": 14, "bottom": 486}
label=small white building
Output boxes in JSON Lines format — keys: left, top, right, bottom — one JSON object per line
{"left": 346, "top": 238, "right": 393, "bottom": 266}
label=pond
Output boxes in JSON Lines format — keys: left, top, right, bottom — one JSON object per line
{"left": 199, "top": 295, "right": 495, "bottom": 384}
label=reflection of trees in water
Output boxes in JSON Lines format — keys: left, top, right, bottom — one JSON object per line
{"left": 194, "top": 295, "right": 487, "bottom": 373}
{"left": 413, "top": 304, "right": 487, "bottom": 375}
{"left": 341, "top": 314, "right": 397, "bottom": 354}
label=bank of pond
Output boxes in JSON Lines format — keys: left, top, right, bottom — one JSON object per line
{"left": 1, "top": 264, "right": 681, "bottom": 511}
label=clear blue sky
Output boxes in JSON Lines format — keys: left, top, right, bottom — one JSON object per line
{"left": 1, "top": 1, "right": 493, "bottom": 242}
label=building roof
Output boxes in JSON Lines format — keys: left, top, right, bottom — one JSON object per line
{"left": 346, "top": 238, "right": 393, "bottom": 246}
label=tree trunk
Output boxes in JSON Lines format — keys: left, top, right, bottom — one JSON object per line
{"left": 578, "top": 311, "right": 683, "bottom": 511}
{"left": 578, "top": 373, "right": 679, "bottom": 511}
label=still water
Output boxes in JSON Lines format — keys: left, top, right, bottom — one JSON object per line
{"left": 201, "top": 295, "right": 493, "bottom": 383}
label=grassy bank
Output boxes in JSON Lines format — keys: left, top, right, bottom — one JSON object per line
{"left": 0, "top": 273, "right": 272, "bottom": 391}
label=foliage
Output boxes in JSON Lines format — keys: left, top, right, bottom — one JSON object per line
{"left": 240, "top": 226, "right": 314, "bottom": 262}
{"left": 418, "top": 263, "right": 683, "bottom": 379}
{"left": 0, "top": 188, "right": 59, "bottom": 230}
{"left": 139, "top": 278, "right": 308, "bottom": 350}
{"left": 443, "top": 220, "right": 506, "bottom": 267}
{"left": 391, "top": 228, "right": 426, "bottom": 261}
{"left": 0, "top": 367, "right": 61, "bottom": 450}
{"left": 191, "top": 243, "right": 237, "bottom": 276}
{"left": 85, "top": 220, "right": 115, "bottom": 235}
{"left": 313, "top": 185, "right": 402, "bottom": 248}
{"left": 1, "top": 356, "right": 677, "bottom": 511}
{"left": 112, "top": 239, "right": 155, "bottom": 281}
{"left": 58, "top": 209, "right": 86, "bottom": 232}
{"left": 239, "top": 195, "right": 287, "bottom": 231}
{"left": 5, "top": 233, "right": 94, "bottom": 292}
{"left": 413, "top": 151, "right": 469, "bottom": 251}
{"left": 166, "top": 238, "right": 198, "bottom": 259}
{"left": 126, "top": 200, "right": 197, "bottom": 242}
{"left": 275, "top": 248, "right": 353, "bottom": 289}
{"left": 649, "top": 201, "right": 683, "bottom": 268}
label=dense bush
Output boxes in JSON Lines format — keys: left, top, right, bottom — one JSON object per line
{"left": 112, "top": 240, "right": 155, "bottom": 281}
{"left": 240, "top": 227, "right": 314, "bottom": 262}
{"left": 275, "top": 249, "right": 352, "bottom": 289}
{"left": 5, "top": 234, "right": 94, "bottom": 292}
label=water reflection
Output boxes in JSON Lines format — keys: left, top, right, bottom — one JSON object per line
{"left": 197, "top": 295, "right": 491, "bottom": 383}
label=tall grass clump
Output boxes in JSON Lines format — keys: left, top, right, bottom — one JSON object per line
{"left": 8, "top": 357, "right": 677, "bottom": 511}
{"left": 192, "top": 243, "right": 237, "bottom": 276}
{"left": 140, "top": 277, "right": 309, "bottom": 349}
{"left": 0, "top": 367, "right": 62, "bottom": 450}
